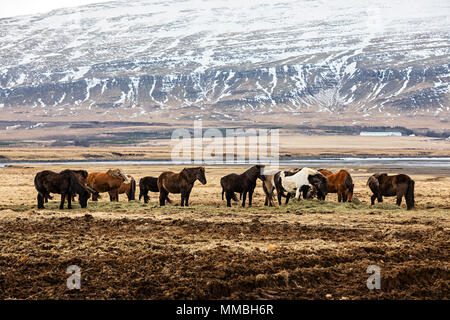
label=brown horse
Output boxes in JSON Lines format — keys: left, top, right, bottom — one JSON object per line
{"left": 34, "top": 170, "right": 92, "bottom": 209}
{"left": 318, "top": 169, "right": 354, "bottom": 202}
{"left": 86, "top": 169, "right": 129, "bottom": 202}
{"left": 220, "top": 165, "right": 264, "bottom": 207}
{"left": 139, "top": 176, "right": 172, "bottom": 204}
{"left": 109, "top": 175, "right": 136, "bottom": 201}
{"left": 158, "top": 167, "right": 207, "bottom": 206}
{"left": 367, "top": 173, "right": 415, "bottom": 210}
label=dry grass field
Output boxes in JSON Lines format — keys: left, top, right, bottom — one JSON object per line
{"left": 0, "top": 164, "right": 448, "bottom": 300}
{"left": 1, "top": 134, "right": 449, "bottom": 161}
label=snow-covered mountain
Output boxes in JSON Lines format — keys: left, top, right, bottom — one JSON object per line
{"left": 0, "top": 0, "right": 449, "bottom": 124}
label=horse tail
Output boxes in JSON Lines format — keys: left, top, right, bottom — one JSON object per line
{"left": 166, "top": 195, "right": 172, "bottom": 204}
{"left": 232, "top": 192, "right": 238, "bottom": 202}
{"left": 34, "top": 175, "right": 47, "bottom": 204}
{"left": 128, "top": 179, "right": 136, "bottom": 201}
{"left": 34, "top": 173, "right": 52, "bottom": 200}
{"left": 406, "top": 179, "right": 415, "bottom": 210}
{"left": 139, "top": 179, "right": 144, "bottom": 201}
{"left": 345, "top": 172, "right": 353, "bottom": 192}
{"left": 222, "top": 188, "right": 224, "bottom": 200}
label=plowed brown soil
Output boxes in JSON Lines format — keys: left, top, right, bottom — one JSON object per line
{"left": 0, "top": 165, "right": 448, "bottom": 299}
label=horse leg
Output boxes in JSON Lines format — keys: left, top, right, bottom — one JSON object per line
{"left": 396, "top": 193, "right": 403, "bottom": 206}
{"left": 277, "top": 192, "right": 283, "bottom": 205}
{"left": 67, "top": 193, "right": 72, "bottom": 209}
{"left": 143, "top": 192, "right": 149, "bottom": 204}
{"left": 37, "top": 194, "right": 45, "bottom": 209}
{"left": 268, "top": 190, "right": 274, "bottom": 207}
{"left": 285, "top": 193, "right": 291, "bottom": 205}
{"left": 338, "top": 193, "right": 342, "bottom": 202}
{"left": 371, "top": 194, "right": 376, "bottom": 205}
{"left": 226, "top": 192, "right": 232, "bottom": 207}
{"left": 241, "top": 191, "right": 247, "bottom": 207}
{"left": 248, "top": 189, "right": 254, "bottom": 207}
{"left": 159, "top": 189, "right": 167, "bottom": 206}
{"left": 60, "top": 194, "right": 65, "bottom": 209}
{"left": 180, "top": 191, "right": 185, "bottom": 207}
{"left": 185, "top": 190, "right": 191, "bottom": 207}
{"left": 343, "top": 193, "right": 348, "bottom": 202}
{"left": 295, "top": 188, "right": 301, "bottom": 200}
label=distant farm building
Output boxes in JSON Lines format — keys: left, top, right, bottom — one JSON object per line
{"left": 360, "top": 131, "right": 402, "bottom": 136}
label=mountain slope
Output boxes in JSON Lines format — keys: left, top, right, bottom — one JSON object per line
{"left": 0, "top": 0, "right": 449, "bottom": 126}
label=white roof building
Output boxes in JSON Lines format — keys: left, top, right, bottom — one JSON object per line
{"left": 360, "top": 132, "right": 402, "bottom": 136}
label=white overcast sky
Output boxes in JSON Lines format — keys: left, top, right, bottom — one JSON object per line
{"left": 0, "top": 0, "right": 111, "bottom": 18}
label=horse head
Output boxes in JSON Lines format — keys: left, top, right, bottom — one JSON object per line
{"left": 308, "top": 171, "right": 328, "bottom": 200}
{"left": 196, "top": 167, "right": 207, "bottom": 185}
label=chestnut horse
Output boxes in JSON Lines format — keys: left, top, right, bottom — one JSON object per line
{"left": 34, "top": 170, "right": 92, "bottom": 209}
{"left": 109, "top": 175, "right": 136, "bottom": 201}
{"left": 158, "top": 167, "right": 207, "bottom": 206}
{"left": 318, "top": 169, "right": 354, "bottom": 202}
{"left": 367, "top": 173, "right": 415, "bottom": 210}
{"left": 139, "top": 176, "right": 171, "bottom": 204}
{"left": 220, "top": 165, "right": 264, "bottom": 207}
{"left": 86, "top": 169, "right": 129, "bottom": 202}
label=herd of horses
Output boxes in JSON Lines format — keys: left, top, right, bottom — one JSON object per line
{"left": 34, "top": 165, "right": 415, "bottom": 210}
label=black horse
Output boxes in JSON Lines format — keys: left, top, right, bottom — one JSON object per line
{"left": 34, "top": 170, "right": 92, "bottom": 209}
{"left": 139, "top": 176, "right": 171, "bottom": 204}
{"left": 220, "top": 165, "right": 264, "bottom": 207}
{"left": 367, "top": 173, "right": 415, "bottom": 210}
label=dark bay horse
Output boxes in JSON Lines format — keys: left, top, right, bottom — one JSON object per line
{"left": 43, "top": 169, "right": 92, "bottom": 203}
{"left": 158, "top": 167, "right": 207, "bottom": 206}
{"left": 109, "top": 175, "right": 136, "bottom": 201}
{"left": 139, "top": 176, "right": 171, "bottom": 204}
{"left": 34, "top": 170, "right": 92, "bottom": 209}
{"left": 367, "top": 173, "right": 415, "bottom": 210}
{"left": 86, "top": 169, "right": 129, "bottom": 202}
{"left": 318, "top": 169, "right": 354, "bottom": 202}
{"left": 220, "top": 165, "right": 264, "bottom": 207}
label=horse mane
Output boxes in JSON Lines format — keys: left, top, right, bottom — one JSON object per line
{"left": 243, "top": 165, "right": 264, "bottom": 179}
{"left": 68, "top": 171, "right": 89, "bottom": 195}
{"left": 181, "top": 167, "right": 203, "bottom": 183}
{"left": 74, "top": 170, "right": 88, "bottom": 179}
